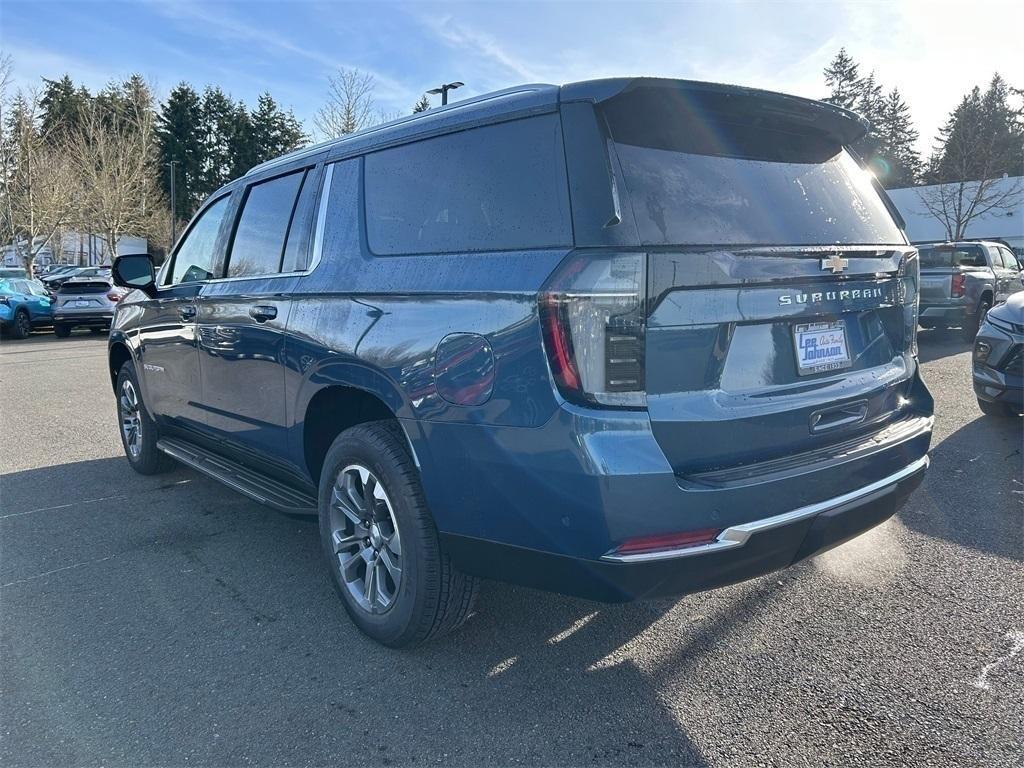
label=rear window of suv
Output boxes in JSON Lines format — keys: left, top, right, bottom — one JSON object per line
{"left": 364, "top": 115, "right": 571, "bottom": 255}
{"left": 599, "top": 85, "right": 904, "bottom": 247}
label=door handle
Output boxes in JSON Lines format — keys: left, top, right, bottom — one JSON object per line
{"left": 249, "top": 305, "right": 278, "bottom": 322}
{"left": 179, "top": 304, "right": 197, "bottom": 321}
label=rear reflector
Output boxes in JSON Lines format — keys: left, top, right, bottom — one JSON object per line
{"left": 614, "top": 528, "right": 722, "bottom": 555}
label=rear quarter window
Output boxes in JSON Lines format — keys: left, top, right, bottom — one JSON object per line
{"left": 363, "top": 115, "right": 571, "bottom": 255}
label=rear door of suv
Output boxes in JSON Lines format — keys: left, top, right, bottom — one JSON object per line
{"left": 194, "top": 161, "right": 322, "bottom": 467}
{"left": 572, "top": 82, "right": 923, "bottom": 486}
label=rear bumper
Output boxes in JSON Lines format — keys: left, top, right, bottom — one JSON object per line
{"left": 54, "top": 310, "right": 113, "bottom": 326}
{"left": 418, "top": 371, "right": 933, "bottom": 600}
{"left": 442, "top": 455, "right": 927, "bottom": 602}
{"left": 919, "top": 303, "right": 968, "bottom": 321}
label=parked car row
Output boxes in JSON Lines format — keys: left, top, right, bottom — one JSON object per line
{"left": 0, "top": 273, "right": 125, "bottom": 339}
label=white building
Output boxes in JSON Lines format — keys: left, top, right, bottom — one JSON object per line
{"left": 887, "top": 176, "right": 1024, "bottom": 253}
{"left": 1, "top": 231, "right": 148, "bottom": 269}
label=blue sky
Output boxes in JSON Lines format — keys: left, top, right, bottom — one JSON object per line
{"left": 2, "top": 0, "right": 1022, "bottom": 153}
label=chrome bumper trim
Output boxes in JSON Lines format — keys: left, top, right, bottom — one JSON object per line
{"left": 601, "top": 455, "right": 930, "bottom": 563}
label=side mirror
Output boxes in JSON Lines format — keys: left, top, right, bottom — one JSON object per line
{"left": 112, "top": 254, "right": 156, "bottom": 295}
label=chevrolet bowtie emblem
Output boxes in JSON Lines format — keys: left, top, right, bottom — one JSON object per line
{"left": 821, "top": 253, "right": 849, "bottom": 274}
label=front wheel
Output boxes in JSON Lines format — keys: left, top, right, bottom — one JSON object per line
{"left": 8, "top": 309, "right": 32, "bottom": 339}
{"left": 115, "top": 361, "right": 175, "bottom": 474}
{"left": 318, "top": 421, "right": 479, "bottom": 648}
{"left": 977, "top": 397, "right": 1017, "bottom": 418}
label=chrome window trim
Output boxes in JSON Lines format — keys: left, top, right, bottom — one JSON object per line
{"left": 307, "top": 162, "right": 335, "bottom": 276}
{"left": 601, "top": 454, "right": 930, "bottom": 563}
{"left": 195, "top": 163, "right": 335, "bottom": 287}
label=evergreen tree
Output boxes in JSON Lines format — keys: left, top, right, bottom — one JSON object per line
{"left": 855, "top": 71, "right": 884, "bottom": 127}
{"left": 38, "top": 75, "right": 88, "bottom": 142}
{"left": 227, "top": 100, "right": 256, "bottom": 178}
{"left": 156, "top": 82, "right": 204, "bottom": 220}
{"left": 250, "top": 92, "right": 306, "bottom": 165}
{"left": 927, "top": 86, "right": 986, "bottom": 183}
{"left": 823, "top": 48, "right": 861, "bottom": 111}
{"left": 412, "top": 94, "right": 430, "bottom": 113}
{"left": 199, "top": 86, "right": 237, "bottom": 198}
{"left": 875, "top": 88, "right": 921, "bottom": 188}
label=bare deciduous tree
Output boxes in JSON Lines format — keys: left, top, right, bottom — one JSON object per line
{"left": 0, "top": 82, "right": 76, "bottom": 277}
{"left": 315, "top": 68, "right": 376, "bottom": 139}
{"left": 68, "top": 97, "right": 165, "bottom": 262}
{"left": 917, "top": 176, "right": 1022, "bottom": 241}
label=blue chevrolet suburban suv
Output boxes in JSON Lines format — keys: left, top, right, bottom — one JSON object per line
{"left": 109, "top": 78, "right": 933, "bottom": 647}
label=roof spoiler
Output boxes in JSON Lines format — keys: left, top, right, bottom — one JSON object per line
{"left": 561, "top": 77, "right": 869, "bottom": 146}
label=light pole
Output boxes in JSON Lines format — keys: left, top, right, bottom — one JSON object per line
{"left": 166, "top": 160, "right": 177, "bottom": 248}
{"left": 427, "top": 81, "right": 464, "bottom": 106}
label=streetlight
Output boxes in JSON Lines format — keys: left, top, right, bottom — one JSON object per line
{"left": 165, "top": 160, "right": 177, "bottom": 248}
{"left": 426, "top": 81, "right": 464, "bottom": 106}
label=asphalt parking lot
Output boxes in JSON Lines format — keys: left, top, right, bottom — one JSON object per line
{"left": 1, "top": 329, "right": 1021, "bottom": 767}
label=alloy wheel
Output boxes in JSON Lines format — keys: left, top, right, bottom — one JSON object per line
{"left": 119, "top": 379, "right": 142, "bottom": 459}
{"left": 328, "top": 464, "right": 403, "bottom": 614}
{"left": 16, "top": 312, "right": 30, "bottom": 337}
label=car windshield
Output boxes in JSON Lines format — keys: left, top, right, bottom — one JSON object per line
{"left": 599, "top": 86, "right": 904, "bottom": 247}
{"left": 918, "top": 246, "right": 984, "bottom": 268}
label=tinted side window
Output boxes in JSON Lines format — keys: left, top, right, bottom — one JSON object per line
{"left": 364, "top": 115, "right": 571, "bottom": 254}
{"left": 169, "top": 196, "right": 231, "bottom": 285}
{"left": 281, "top": 171, "right": 319, "bottom": 272}
{"left": 227, "top": 170, "right": 305, "bottom": 278}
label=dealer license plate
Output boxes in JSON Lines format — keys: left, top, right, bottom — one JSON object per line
{"left": 793, "top": 321, "right": 851, "bottom": 375}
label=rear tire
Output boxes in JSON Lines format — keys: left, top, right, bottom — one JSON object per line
{"left": 53, "top": 323, "right": 71, "bottom": 338}
{"left": 9, "top": 309, "right": 31, "bottom": 339}
{"left": 318, "top": 421, "right": 479, "bottom": 648}
{"left": 977, "top": 398, "right": 1016, "bottom": 418}
{"left": 115, "top": 361, "right": 175, "bottom": 474}
{"left": 963, "top": 298, "right": 991, "bottom": 341}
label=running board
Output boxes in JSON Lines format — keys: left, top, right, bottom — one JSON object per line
{"left": 156, "top": 437, "right": 317, "bottom": 514}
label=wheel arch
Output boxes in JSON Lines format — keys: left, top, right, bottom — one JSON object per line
{"left": 300, "top": 382, "right": 420, "bottom": 486}
{"left": 108, "top": 340, "right": 133, "bottom": 392}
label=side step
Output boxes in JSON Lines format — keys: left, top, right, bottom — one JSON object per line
{"left": 157, "top": 437, "right": 317, "bottom": 514}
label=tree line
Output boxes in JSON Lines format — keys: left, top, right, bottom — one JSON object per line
{"left": 0, "top": 56, "right": 434, "bottom": 276}
{"left": 2, "top": 46, "right": 1021, "bottom": 276}
{"left": 822, "top": 48, "right": 1023, "bottom": 189}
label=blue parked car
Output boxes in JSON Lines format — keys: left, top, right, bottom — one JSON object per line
{"left": 108, "top": 78, "right": 933, "bottom": 647}
{"left": 0, "top": 277, "right": 54, "bottom": 338}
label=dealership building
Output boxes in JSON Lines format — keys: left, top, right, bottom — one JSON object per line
{"left": 887, "top": 176, "right": 1024, "bottom": 254}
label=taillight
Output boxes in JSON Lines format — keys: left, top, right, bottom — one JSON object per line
{"left": 539, "top": 252, "right": 646, "bottom": 408}
{"left": 107, "top": 291, "right": 121, "bottom": 302}
{"left": 899, "top": 250, "right": 920, "bottom": 357}
{"left": 951, "top": 273, "right": 966, "bottom": 298}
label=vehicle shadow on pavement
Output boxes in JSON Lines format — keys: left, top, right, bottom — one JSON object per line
{"left": 916, "top": 328, "right": 971, "bottom": 363}
{"left": 1, "top": 455, "right": 804, "bottom": 766}
{"left": 898, "top": 412, "right": 1022, "bottom": 562}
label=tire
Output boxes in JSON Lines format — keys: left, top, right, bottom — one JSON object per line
{"left": 918, "top": 320, "right": 936, "bottom": 330}
{"left": 53, "top": 323, "right": 71, "bottom": 338}
{"left": 963, "top": 297, "right": 992, "bottom": 341}
{"left": 318, "top": 421, "right": 479, "bottom": 648}
{"left": 115, "top": 361, "right": 175, "bottom": 474}
{"left": 977, "top": 398, "right": 1016, "bottom": 418}
{"left": 9, "top": 309, "right": 31, "bottom": 339}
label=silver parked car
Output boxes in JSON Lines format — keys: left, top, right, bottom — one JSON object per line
{"left": 53, "top": 278, "right": 125, "bottom": 337}
{"left": 973, "top": 292, "right": 1023, "bottom": 417}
